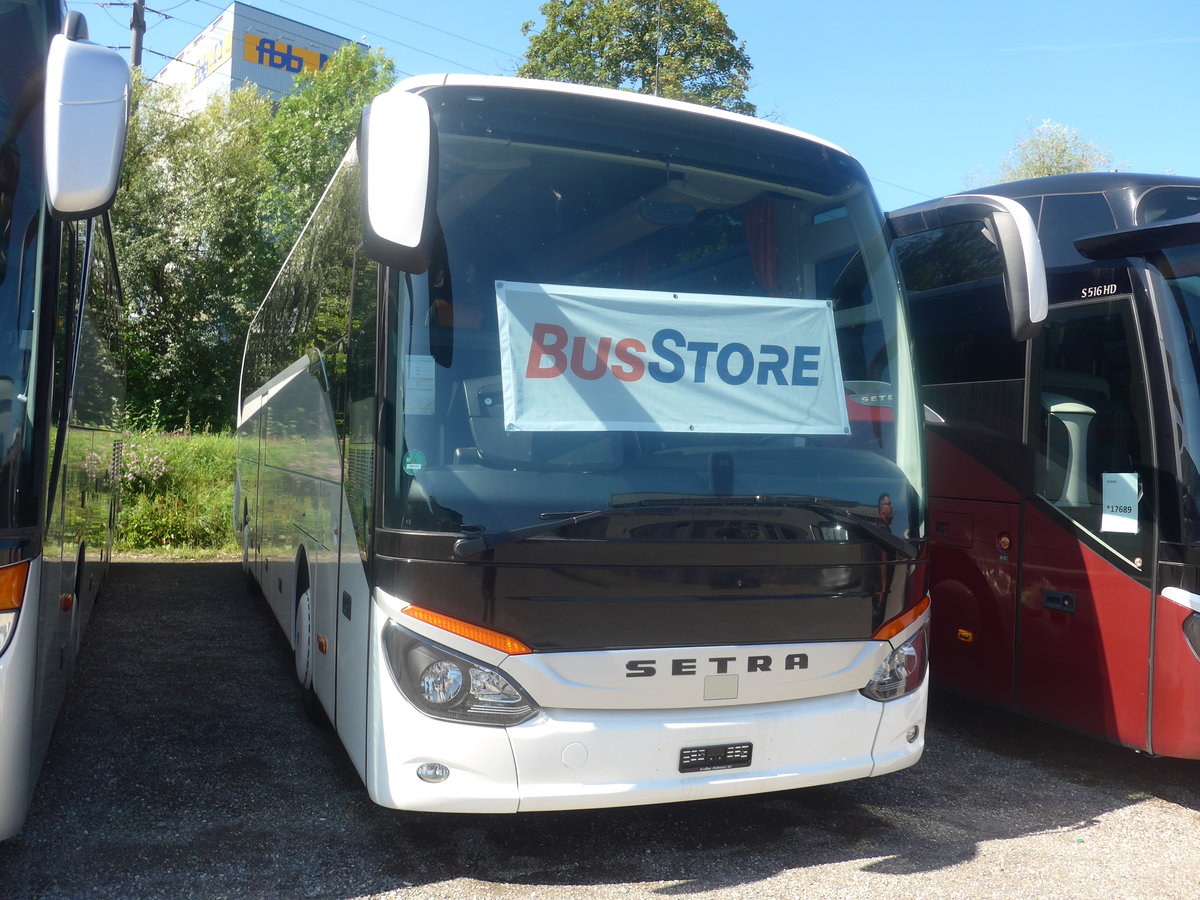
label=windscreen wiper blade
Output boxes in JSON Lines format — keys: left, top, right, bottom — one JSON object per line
{"left": 452, "top": 505, "right": 681, "bottom": 558}
{"left": 631, "top": 493, "right": 919, "bottom": 559}
{"left": 776, "top": 496, "right": 918, "bottom": 559}
{"left": 453, "top": 495, "right": 917, "bottom": 559}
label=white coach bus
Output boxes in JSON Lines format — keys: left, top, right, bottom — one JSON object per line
{"left": 235, "top": 75, "right": 1045, "bottom": 812}
{"left": 0, "top": 5, "right": 129, "bottom": 840}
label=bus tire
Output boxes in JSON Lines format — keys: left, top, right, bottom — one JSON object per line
{"left": 294, "top": 578, "right": 330, "bottom": 728}
{"left": 294, "top": 586, "right": 314, "bottom": 690}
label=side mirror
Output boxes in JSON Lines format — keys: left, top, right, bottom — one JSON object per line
{"left": 44, "top": 27, "right": 130, "bottom": 220}
{"left": 888, "top": 194, "right": 1047, "bottom": 341}
{"left": 358, "top": 88, "right": 438, "bottom": 273}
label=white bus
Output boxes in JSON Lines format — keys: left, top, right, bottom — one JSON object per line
{"left": 0, "top": 5, "right": 130, "bottom": 840}
{"left": 236, "top": 75, "right": 1045, "bottom": 812}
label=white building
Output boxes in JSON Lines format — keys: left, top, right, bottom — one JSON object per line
{"left": 155, "top": 2, "right": 363, "bottom": 111}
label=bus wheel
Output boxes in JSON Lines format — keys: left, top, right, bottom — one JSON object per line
{"left": 294, "top": 586, "right": 330, "bottom": 728}
{"left": 294, "top": 587, "right": 314, "bottom": 690}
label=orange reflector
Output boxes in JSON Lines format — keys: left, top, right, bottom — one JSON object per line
{"left": 402, "top": 606, "right": 532, "bottom": 655}
{"left": 957, "top": 628, "right": 975, "bottom": 643}
{"left": 0, "top": 561, "right": 30, "bottom": 611}
{"left": 317, "top": 634, "right": 328, "bottom": 654}
{"left": 873, "top": 593, "right": 931, "bottom": 642}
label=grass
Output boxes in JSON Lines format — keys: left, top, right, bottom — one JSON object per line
{"left": 115, "top": 429, "right": 239, "bottom": 555}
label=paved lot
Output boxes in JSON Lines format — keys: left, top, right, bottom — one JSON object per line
{"left": 1, "top": 561, "right": 1198, "bottom": 899}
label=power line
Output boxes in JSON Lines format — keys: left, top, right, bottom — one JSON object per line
{"left": 139, "top": 45, "right": 292, "bottom": 98}
{"left": 94, "top": 0, "right": 212, "bottom": 32}
{"left": 871, "top": 178, "right": 934, "bottom": 202}
{"left": 342, "top": 0, "right": 520, "bottom": 60}
{"left": 187, "top": 0, "right": 490, "bottom": 75}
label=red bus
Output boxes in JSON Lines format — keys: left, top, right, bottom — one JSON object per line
{"left": 893, "top": 173, "right": 1200, "bottom": 758}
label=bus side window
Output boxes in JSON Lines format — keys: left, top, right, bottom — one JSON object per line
{"left": 344, "top": 253, "right": 379, "bottom": 560}
{"left": 1035, "top": 299, "right": 1152, "bottom": 563}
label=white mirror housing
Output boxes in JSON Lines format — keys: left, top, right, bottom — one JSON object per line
{"left": 888, "top": 193, "right": 1048, "bottom": 341}
{"left": 44, "top": 32, "right": 130, "bottom": 219}
{"left": 358, "top": 88, "right": 438, "bottom": 273}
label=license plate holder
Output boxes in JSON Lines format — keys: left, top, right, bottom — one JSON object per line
{"left": 679, "top": 742, "right": 752, "bottom": 773}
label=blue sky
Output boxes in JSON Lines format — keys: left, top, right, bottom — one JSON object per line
{"left": 78, "top": 0, "right": 1200, "bottom": 211}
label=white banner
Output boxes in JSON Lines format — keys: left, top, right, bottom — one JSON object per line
{"left": 495, "top": 281, "right": 850, "bottom": 435}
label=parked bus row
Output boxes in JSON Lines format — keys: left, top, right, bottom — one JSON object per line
{"left": 237, "top": 81, "right": 1200, "bottom": 817}
{"left": 6, "top": 11, "right": 1200, "bottom": 836}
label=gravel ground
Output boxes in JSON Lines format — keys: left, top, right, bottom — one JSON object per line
{"left": 1, "top": 560, "right": 1198, "bottom": 900}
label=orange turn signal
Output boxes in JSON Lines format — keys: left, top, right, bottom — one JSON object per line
{"left": 402, "top": 605, "right": 532, "bottom": 655}
{"left": 873, "top": 593, "right": 931, "bottom": 642}
{"left": 0, "top": 560, "right": 30, "bottom": 611}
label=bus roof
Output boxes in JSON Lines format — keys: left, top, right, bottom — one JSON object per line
{"left": 963, "top": 171, "right": 1200, "bottom": 199}
{"left": 392, "top": 74, "right": 851, "bottom": 160}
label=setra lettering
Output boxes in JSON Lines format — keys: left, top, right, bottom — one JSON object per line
{"left": 625, "top": 653, "right": 810, "bottom": 677}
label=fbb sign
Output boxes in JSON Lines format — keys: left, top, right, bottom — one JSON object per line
{"left": 495, "top": 282, "right": 849, "bottom": 435}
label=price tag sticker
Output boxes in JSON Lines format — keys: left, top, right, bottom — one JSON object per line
{"left": 1101, "top": 473, "right": 1139, "bottom": 534}
{"left": 404, "top": 354, "right": 436, "bottom": 415}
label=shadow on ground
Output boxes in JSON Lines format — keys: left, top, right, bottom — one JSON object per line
{"left": 1, "top": 562, "right": 1197, "bottom": 899}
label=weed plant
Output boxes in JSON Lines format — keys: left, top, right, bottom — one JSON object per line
{"left": 115, "top": 428, "right": 238, "bottom": 555}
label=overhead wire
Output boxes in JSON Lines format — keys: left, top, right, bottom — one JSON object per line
{"left": 186, "top": 0, "right": 491, "bottom": 74}
{"left": 341, "top": 0, "right": 520, "bottom": 59}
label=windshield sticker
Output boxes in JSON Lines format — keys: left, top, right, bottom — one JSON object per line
{"left": 402, "top": 450, "right": 426, "bottom": 476}
{"left": 495, "top": 282, "right": 850, "bottom": 434}
{"left": 1101, "top": 473, "right": 1139, "bottom": 533}
{"left": 403, "top": 354, "right": 436, "bottom": 416}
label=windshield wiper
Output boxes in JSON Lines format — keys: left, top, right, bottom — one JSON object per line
{"left": 629, "top": 493, "right": 919, "bottom": 558}
{"left": 453, "top": 494, "right": 917, "bottom": 559}
{"left": 452, "top": 505, "right": 681, "bottom": 558}
{"left": 780, "top": 496, "right": 918, "bottom": 559}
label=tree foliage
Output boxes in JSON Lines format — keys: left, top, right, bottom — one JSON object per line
{"left": 997, "top": 119, "right": 1114, "bottom": 183}
{"left": 112, "top": 48, "right": 395, "bottom": 430}
{"left": 518, "top": 0, "right": 755, "bottom": 114}
{"left": 260, "top": 45, "right": 396, "bottom": 249}
{"left": 113, "top": 76, "right": 276, "bottom": 430}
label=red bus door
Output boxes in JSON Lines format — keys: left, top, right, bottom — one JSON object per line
{"left": 1018, "top": 297, "right": 1155, "bottom": 751}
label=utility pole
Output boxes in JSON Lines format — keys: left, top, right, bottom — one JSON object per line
{"left": 130, "top": 0, "right": 146, "bottom": 68}
{"left": 652, "top": 0, "right": 661, "bottom": 97}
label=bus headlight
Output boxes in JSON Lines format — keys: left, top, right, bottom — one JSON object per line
{"left": 382, "top": 620, "right": 538, "bottom": 726}
{"left": 861, "top": 626, "right": 928, "bottom": 702}
{"left": 0, "top": 561, "right": 29, "bottom": 657}
{"left": 0, "top": 610, "right": 17, "bottom": 656}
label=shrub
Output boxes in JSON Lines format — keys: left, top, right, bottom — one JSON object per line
{"left": 114, "top": 429, "right": 239, "bottom": 554}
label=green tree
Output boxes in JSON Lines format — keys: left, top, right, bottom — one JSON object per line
{"left": 518, "top": 0, "right": 755, "bottom": 115}
{"left": 113, "top": 75, "right": 277, "bottom": 430}
{"left": 997, "top": 119, "right": 1114, "bottom": 182}
{"left": 259, "top": 45, "right": 396, "bottom": 249}
{"left": 111, "top": 48, "right": 396, "bottom": 430}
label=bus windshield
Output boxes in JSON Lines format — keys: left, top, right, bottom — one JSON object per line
{"left": 382, "top": 85, "right": 922, "bottom": 545}
{"left": 1146, "top": 242, "right": 1200, "bottom": 538}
